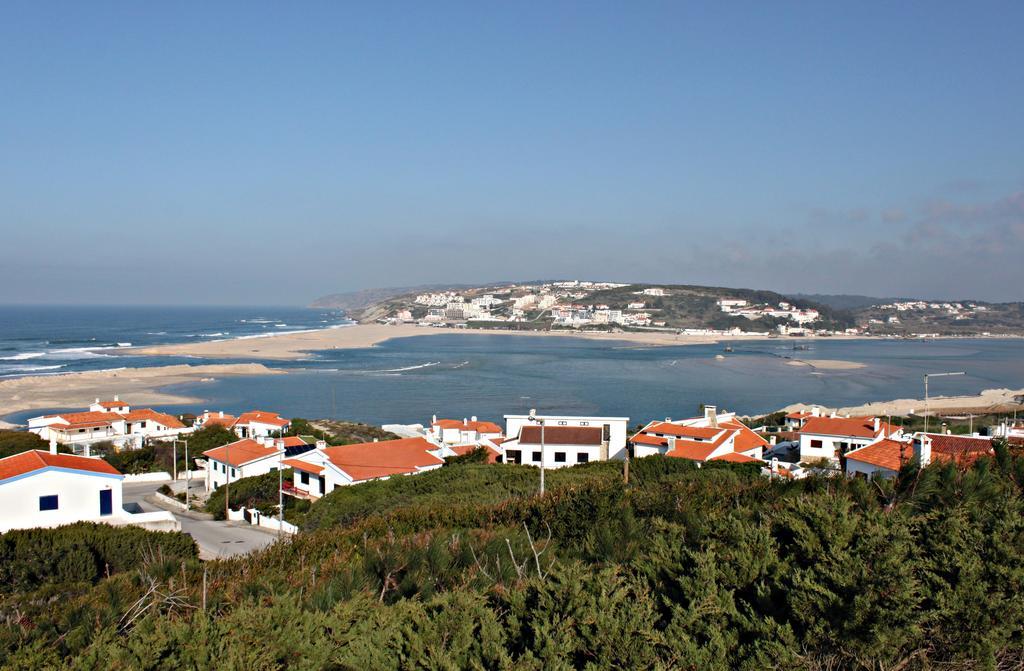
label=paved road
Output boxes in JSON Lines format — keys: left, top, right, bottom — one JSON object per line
{"left": 122, "top": 482, "right": 280, "bottom": 559}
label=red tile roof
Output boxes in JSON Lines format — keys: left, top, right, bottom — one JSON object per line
{"left": 433, "top": 418, "right": 503, "bottom": 434}
{"left": 49, "top": 411, "right": 120, "bottom": 427}
{"left": 449, "top": 443, "right": 501, "bottom": 463}
{"left": 719, "top": 420, "right": 769, "bottom": 452}
{"left": 203, "top": 439, "right": 280, "bottom": 467}
{"left": 801, "top": 416, "right": 896, "bottom": 439}
{"left": 632, "top": 433, "right": 668, "bottom": 447}
{"left": 282, "top": 458, "right": 324, "bottom": 474}
{"left": 646, "top": 422, "right": 722, "bottom": 440}
{"left": 322, "top": 437, "right": 444, "bottom": 482}
{"left": 922, "top": 433, "right": 994, "bottom": 458}
{"left": 201, "top": 413, "right": 238, "bottom": 428}
{"left": 711, "top": 452, "right": 761, "bottom": 464}
{"left": 120, "top": 409, "right": 185, "bottom": 429}
{"left": 845, "top": 439, "right": 913, "bottom": 471}
{"left": 666, "top": 442, "right": 719, "bottom": 461}
{"left": 519, "top": 425, "right": 603, "bottom": 446}
{"left": 236, "top": 411, "right": 289, "bottom": 427}
{"left": 280, "top": 436, "right": 310, "bottom": 448}
{"left": 98, "top": 400, "right": 129, "bottom": 409}
{"left": 0, "top": 450, "right": 121, "bottom": 481}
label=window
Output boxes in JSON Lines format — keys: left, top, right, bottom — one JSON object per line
{"left": 39, "top": 495, "right": 58, "bottom": 511}
{"left": 810, "top": 439, "right": 823, "bottom": 449}
{"left": 557, "top": 421, "right": 567, "bottom": 426}
{"left": 554, "top": 452, "right": 566, "bottom": 463}
{"left": 231, "top": 468, "right": 237, "bottom": 478}
{"left": 139, "top": 421, "right": 147, "bottom": 429}
{"left": 577, "top": 452, "right": 589, "bottom": 463}
{"left": 579, "top": 421, "right": 589, "bottom": 426}
{"left": 530, "top": 451, "right": 541, "bottom": 462}
{"left": 300, "top": 472, "right": 310, "bottom": 485}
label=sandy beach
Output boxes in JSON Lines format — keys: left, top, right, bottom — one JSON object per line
{"left": 782, "top": 387, "right": 1024, "bottom": 418}
{"left": 133, "top": 323, "right": 861, "bottom": 361}
{"left": 0, "top": 363, "right": 283, "bottom": 428}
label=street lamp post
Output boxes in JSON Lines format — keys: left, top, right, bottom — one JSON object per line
{"left": 924, "top": 372, "right": 966, "bottom": 434}
{"left": 278, "top": 449, "right": 284, "bottom": 538}
{"left": 225, "top": 442, "right": 231, "bottom": 520}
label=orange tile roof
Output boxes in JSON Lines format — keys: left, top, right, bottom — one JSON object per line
{"left": 433, "top": 418, "right": 503, "bottom": 433}
{"left": 280, "top": 436, "right": 310, "bottom": 448}
{"left": 236, "top": 411, "right": 289, "bottom": 427}
{"left": 201, "top": 413, "right": 238, "bottom": 428}
{"left": 120, "top": 409, "right": 185, "bottom": 428}
{"left": 785, "top": 411, "right": 813, "bottom": 419}
{"left": 49, "top": 421, "right": 114, "bottom": 431}
{"left": 801, "top": 416, "right": 895, "bottom": 439}
{"left": 845, "top": 439, "right": 913, "bottom": 471}
{"left": 203, "top": 439, "right": 280, "bottom": 467}
{"left": 51, "top": 411, "right": 120, "bottom": 426}
{"left": 719, "top": 420, "right": 769, "bottom": 452}
{"left": 711, "top": 452, "right": 761, "bottom": 464}
{"left": 0, "top": 450, "right": 121, "bottom": 481}
{"left": 321, "top": 437, "right": 444, "bottom": 482}
{"left": 666, "top": 442, "right": 719, "bottom": 461}
{"left": 923, "top": 433, "right": 994, "bottom": 458}
{"left": 632, "top": 433, "right": 668, "bottom": 447}
{"left": 98, "top": 400, "right": 129, "bottom": 409}
{"left": 282, "top": 458, "right": 324, "bottom": 474}
{"left": 449, "top": 443, "right": 501, "bottom": 463}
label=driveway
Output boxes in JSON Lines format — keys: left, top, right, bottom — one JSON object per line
{"left": 122, "top": 481, "right": 281, "bottom": 559}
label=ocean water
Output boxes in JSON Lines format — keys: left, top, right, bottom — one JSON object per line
{"left": 1, "top": 305, "right": 1022, "bottom": 427}
{"left": 0, "top": 305, "right": 349, "bottom": 377}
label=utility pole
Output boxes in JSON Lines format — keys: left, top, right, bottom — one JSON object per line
{"left": 224, "top": 442, "right": 231, "bottom": 520}
{"left": 923, "top": 372, "right": 966, "bottom": 434}
{"left": 171, "top": 441, "right": 177, "bottom": 481}
{"left": 278, "top": 448, "right": 284, "bottom": 538}
{"left": 174, "top": 439, "right": 190, "bottom": 509}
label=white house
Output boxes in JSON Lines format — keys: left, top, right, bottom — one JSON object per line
{"left": 798, "top": 415, "right": 901, "bottom": 462}
{"left": 195, "top": 409, "right": 290, "bottom": 439}
{"left": 282, "top": 437, "right": 446, "bottom": 499}
{"left": 0, "top": 447, "right": 176, "bottom": 533}
{"left": 500, "top": 413, "right": 630, "bottom": 468}
{"left": 428, "top": 416, "right": 503, "bottom": 445}
{"left": 203, "top": 437, "right": 286, "bottom": 491}
{"left": 630, "top": 406, "right": 766, "bottom": 464}
{"left": 27, "top": 397, "right": 190, "bottom": 451}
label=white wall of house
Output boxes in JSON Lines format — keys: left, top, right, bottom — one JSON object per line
{"left": 799, "top": 434, "right": 875, "bottom": 462}
{"left": 0, "top": 468, "right": 123, "bottom": 533}
{"left": 845, "top": 459, "right": 896, "bottom": 479}
{"left": 504, "top": 415, "right": 629, "bottom": 460}
{"left": 236, "top": 421, "right": 289, "bottom": 439}
{"left": 205, "top": 455, "right": 283, "bottom": 491}
{"left": 505, "top": 441, "right": 603, "bottom": 469}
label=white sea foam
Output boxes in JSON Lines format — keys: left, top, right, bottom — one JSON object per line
{"left": 377, "top": 361, "right": 441, "bottom": 373}
{"left": 0, "top": 352, "right": 45, "bottom": 361}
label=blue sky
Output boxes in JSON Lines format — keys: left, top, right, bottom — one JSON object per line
{"left": 1, "top": 1, "right": 1022, "bottom": 304}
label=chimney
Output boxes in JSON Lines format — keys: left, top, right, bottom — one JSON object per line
{"left": 463, "top": 418, "right": 468, "bottom": 426}
{"left": 431, "top": 414, "right": 437, "bottom": 424}
{"left": 113, "top": 395, "right": 119, "bottom": 402}
{"left": 873, "top": 417, "right": 881, "bottom": 433}
{"left": 811, "top": 406, "right": 821, "bottom": 417}
{"left": 316, "top": 440, "right": 327, "bottom": 450}
{"left": 704, "top": 405, "right": 717, "bottom": 427}
{"left": 471, "top": 416, "right": 477, "bottom": 422}
{"left": 275, "top": 438, "right": 284, "bottom": 450}
{"left": 914, "top": 435, "right": 932, "bottom": 467}
{"left": 95, "top": 398, "right": 100, "bottom": 404}
{"left": 49, "top": 437, "right": 58, "bottom": 455}
{"left": 665, "top": 417, "right": 672, "bottom": 422}
{"left": 666, "top": 437, "right": 677, "bottom": 452}
{"left": 373, "top": 438, "right": 379, "bottom": 442}
{"left": 219, "top": 411, "right": 224, "bottom": 418}
{"left": 941, "top": 422, "right": 949, "bottom": 435}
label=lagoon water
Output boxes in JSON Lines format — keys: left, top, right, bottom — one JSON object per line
{"left": 1, "top": 306, "right": 1022, "bottom": 426}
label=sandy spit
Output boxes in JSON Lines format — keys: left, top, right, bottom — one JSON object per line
{"left": 0, "top": 363, "right": 283, "bottom": 427}
{"left": 133, "top": 323, "right": 870, "bottom": 361}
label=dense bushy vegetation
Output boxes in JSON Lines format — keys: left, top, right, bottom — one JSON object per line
{"left": 98, "top": 425, "right": 237, "bottom": 475}
{"left": 0, "top": 430, "right": 54, "bottom": 458}
{"left": 0, "top": 523, "right": 197, "bottom": 594}
{"left": 287, "top": 418, "right": 399, "bottom": 445}
{"left": 3, "top": 449, "right": 1024, "bottom": 668}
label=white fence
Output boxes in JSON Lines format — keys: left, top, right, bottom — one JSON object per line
{"left": 228, "top": 507, "right": 298, "bottom": 535}
{"left": 123, "top": 472, "right": 172, "bottom": 483}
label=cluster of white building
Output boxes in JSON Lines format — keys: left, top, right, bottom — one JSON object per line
{"left": 27, "top": 397, "right": 192, "bottom": 452}
{"left": 718, "top": 299, "right": 820, "bottom": 324}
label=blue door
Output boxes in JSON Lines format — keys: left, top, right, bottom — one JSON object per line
{"left": 99, "top": 489, "right": 113, "bottom": 516}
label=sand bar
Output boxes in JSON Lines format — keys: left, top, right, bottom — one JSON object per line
{"left": 781, "top": 388, "right": 1024, "bottom": 418}
{"left": 0, "top": 363, "right": 283, "bottom": 428}
{"left": 785, "top": 359, "right": 866, "bottom": 370}
{"left": 134, "top": 323, "right": 865, "bottom": 361}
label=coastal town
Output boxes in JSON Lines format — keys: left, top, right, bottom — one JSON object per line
{"left": 3, "top": 392, "right": 1022, "bottom": 546}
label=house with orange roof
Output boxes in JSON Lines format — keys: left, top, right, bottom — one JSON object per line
{"left": 0, "top": 446, "right": 176, "bottom": 533}
{"left": 429, "top": 415, "right": 503, "bottom": 445}
{"left": 630, "top": 405, "right": 767, "bottom": 464}
{"left": 798, "top": 414, "right": 901, "bottom": 462}
{"left": 195, "top": 409, "right": 290, "bottom": 439}
{"left": 784, "top": 406, "right": 824, "bottom": 431}
{"left": 202, "top": 435, "right": 316, "bottom": 492}
{"left": 27, "top": 397, "right": 190, "bottom": 450}
{"left": 845, "top": 431, "right": 995, "bottom": 478}
{"left": 281, "top": 436, "right": 446, "bottom": 498}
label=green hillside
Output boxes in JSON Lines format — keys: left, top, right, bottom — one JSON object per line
{"left": 3, "top": 448, "right": 1024, "bottom": 668}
